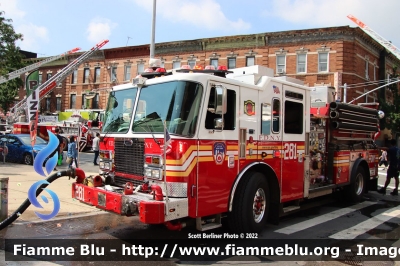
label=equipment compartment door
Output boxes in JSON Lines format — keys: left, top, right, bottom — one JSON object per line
{"left": 195, "top": 82, "right": 239, "bottom": 217}
{"left": 281, "top": 85, "right": 307, "bottom": 202}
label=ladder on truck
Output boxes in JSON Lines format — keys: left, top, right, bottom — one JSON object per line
{"left": 348, "top": 14, "right": 400, "bottom": 60}
{"left": 0, "top": 47, "right": 81, "bottom": 85}
{"left": 9, "top": 39, "right": 109, "bottom": 122}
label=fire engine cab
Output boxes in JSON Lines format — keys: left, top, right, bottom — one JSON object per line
{"left": 72, "top": 64, "right": 380, "bottom": 233}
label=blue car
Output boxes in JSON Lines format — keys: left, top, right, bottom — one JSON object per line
{"left": 0, "top": 134, "right": 48, "bottom": 165}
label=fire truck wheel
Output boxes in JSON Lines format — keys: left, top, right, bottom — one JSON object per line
{"left": 347, "top": 167, "right": 366, "bottom": 202}
{"left": 228, "top": 172, "right": 269, "bottom": 233}
{"left": 23, "top": 153, "right": 33, "bottom": 165}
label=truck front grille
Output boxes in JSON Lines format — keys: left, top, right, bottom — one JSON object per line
{"left": 114, "top": 138, "right": 144, "bottom": 177}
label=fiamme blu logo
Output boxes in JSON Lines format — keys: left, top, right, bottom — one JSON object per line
{"left": 27, "top": 130, "right": 61, "bottom": 220}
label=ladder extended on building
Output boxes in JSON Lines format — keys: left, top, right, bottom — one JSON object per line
{"left": 0, "top": 47, "right": 81, "bottom": 85}
{"left": 9, "top": 40, "right": 109, "bottom": 122}
{"left": 348, "top": 14, "right": 400, "bottom": 61}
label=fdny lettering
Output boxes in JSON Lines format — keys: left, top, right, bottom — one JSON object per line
{"left": 145, "top": 142, "right": 153, "bottom": 148}
{"left": 284, "top": 143, "right": 297, "bottom": 160}
{"left": 259, "top": 135, "right": 281, "bottom": 141}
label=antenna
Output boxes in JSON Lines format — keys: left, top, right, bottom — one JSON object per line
{"left": 126, "top": 36, "right": 132, "bottom": 46}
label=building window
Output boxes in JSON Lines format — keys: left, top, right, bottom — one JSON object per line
{"left": 111, "top": 66, "right": 117, "bottom": 82}
{"left": 318, "top": 52, "right": 328, "bottom": 72}
{"left": 172, "top": 61, "right": 181, "bottom": 69}
{"left": 246, "top": 56, "right": 255, "bottom": 66}
{"left": 38, "top": 74, "right": 42, "bottom": 85}
{"left": 46, "top": 98, "right": 51, "bottom": 111}
{"left": 70, "top": 94, "right": 76, "bottom": 109}
{"left": 82, "top": 94, "right": 87, "bottom": 109}
{"left": 138, "top": 63, "right": 144, "bottom": 75}
{"left": 92, "top": 93, "right": 99, "bottom": 109}
{"left": 124, "top": 65, "right": 131, "bottom": 81}
{"left": 210, "top": 58, "right": 218, "bottom": 69}
{"left": 365, "top": 60, "right": 369, "bottom": 79}
{"left": 188, "top": 60, "right": 196, "bottom": 69}
{"left": 83, "top": 68, "right": 90, "bottom": 83}
{"left": 276, "top": 55, "right": 286, "bottom": 74}
{"left": 160, "top": 61, "right": 165, "bottom": 68}
{"left": 94, "top": 67, "right": 100, "bottom": 83}
{"left": 56, "top": 97, "right": 61, "bottom": 111}
{"left": 374, "top": 64, "right": 377, "bottom": 81}
{"left": 71, "top": 69, "right": 77, "bottom": 84}
{"left": 297, "top": 54, "right": 306, "bottom": 73}
{"left": 46, "top": 73, "right": 52, "bottom": 80}
{"left": 227, "top": 58, "right": 236, "bottom": 69}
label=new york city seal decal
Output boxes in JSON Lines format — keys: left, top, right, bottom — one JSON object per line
{"left": 213, "top": 142, "right": 226, "bottom": 165}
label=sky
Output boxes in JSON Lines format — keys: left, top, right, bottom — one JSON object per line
{"left": 1, "top": 0, "right": 400, "bottom": 57}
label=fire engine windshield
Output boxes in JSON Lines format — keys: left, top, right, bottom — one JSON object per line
{"left": 102, "top": 88, "right": 138, "bottom": 133}
{"left": 132, "top": 81, "right": 203, "bottom": 137}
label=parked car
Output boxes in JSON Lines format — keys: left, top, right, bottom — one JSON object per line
{"left": 0, "top": 134, "right": 48, "bottom": 165}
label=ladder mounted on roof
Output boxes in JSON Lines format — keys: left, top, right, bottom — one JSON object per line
{"left": 9, "top": 39, "right": 109, "bottom": 122}
{"left": 348, "top": 14, "right": 400, "bottom": 60}
{"left": 0, "top": 47, "right": 81, "bottom": 85}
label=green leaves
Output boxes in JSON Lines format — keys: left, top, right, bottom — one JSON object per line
{"left": 0, "top": 11, "right": 25, "bottom": 113}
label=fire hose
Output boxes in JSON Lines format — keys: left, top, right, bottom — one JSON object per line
{"left": 0, "top": 168, "right": 79, "bottom": 231}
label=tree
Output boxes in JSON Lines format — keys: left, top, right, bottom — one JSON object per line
{"left": 379, "top": 66, "right": 400, "bottom": 138}
{"left": 0, "top": 10, "right": 25, "bottom": 114}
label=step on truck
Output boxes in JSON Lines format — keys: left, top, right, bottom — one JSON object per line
{"left": 72, "top": 64, "right": 380, "bottom": 233}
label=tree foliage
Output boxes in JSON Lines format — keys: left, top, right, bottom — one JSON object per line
{"left": 0, "top": 10, "right": 25, "bottom": 114}
{"left": 379, "top": 66, "right": 400, "bottom": 137}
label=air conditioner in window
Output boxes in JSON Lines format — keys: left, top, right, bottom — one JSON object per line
{"left": 277, "top": 68, "right": 285, "bottom": 74}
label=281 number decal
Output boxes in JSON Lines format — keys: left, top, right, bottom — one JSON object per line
{"left": 284, "top": 143, "right": 297, "bottom": 160}
{"left": 75, "top": 186, "right": 85, "bottom": 201}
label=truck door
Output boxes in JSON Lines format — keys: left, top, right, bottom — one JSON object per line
{"left": 194, "top": 82, "right": 239, "bottom": 217}
{"left": 281, "top": 86, "right": 306, "bottom": 201}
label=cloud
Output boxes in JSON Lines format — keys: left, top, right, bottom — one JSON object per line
{"left": 86, "top": 18, "right": 118, "bottom": 43}
{"left": 0, "top": 0, "right": 25, "bottom": 21}
{"left": 133, "top": 0, "right": 250, "bottom": 32}
{"left": 16, "top": 23, "right": 49, "bottom": 52}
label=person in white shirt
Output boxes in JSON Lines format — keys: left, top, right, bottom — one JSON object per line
{"left": 92, "top": 132, "right": 100, "bottom": 165}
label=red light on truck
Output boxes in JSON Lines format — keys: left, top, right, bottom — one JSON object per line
{"left": 205, "top": 65, "right": 215, "bottom": 70}
{"left": 217, "top": 66, "right": 228, "bottom": 71}
{"left": 193, "top": 65, "right": 203, "bottom": 70}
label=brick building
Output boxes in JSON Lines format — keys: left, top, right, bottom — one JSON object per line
{"left": 18, "top": 25, "right": 400, "bottom": 132}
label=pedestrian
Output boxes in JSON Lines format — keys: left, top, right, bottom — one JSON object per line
{"left": 67, "top": 135, "right": 78, "bottom": 169}
{"left": 92, "top": 132, "right": 100, "bottom": 165}
{"left": 378, "top": 139, "right": 399, "bottom": 195}
{"left": 51, "top": 128, "right": 64, "bottom": 171}
{"left": 379, "top": 149, "right": 388, "bottom": 170}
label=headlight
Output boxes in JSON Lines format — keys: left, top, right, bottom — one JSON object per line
{"left": 104, "top": 162, "right": 111, "bottom": 170}
{"left": 99, "top": 162, "right": 105, "bottom": 169}
{"left": 144, "top": 168, "right": 161, "bottom": 180}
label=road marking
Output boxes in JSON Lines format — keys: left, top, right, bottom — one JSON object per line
{"left": 274, "top": 201, "right": 375, "bottom": 235}
{"left": 329, "top": 206, "right": 400, "bottom": 239}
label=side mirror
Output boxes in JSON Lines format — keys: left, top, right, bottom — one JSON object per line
{"left": 214, "top": 85, "right": 227, "bottom": 115}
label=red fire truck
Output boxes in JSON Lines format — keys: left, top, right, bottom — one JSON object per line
{"left": 72, "top": 65, "right": 380, "bottom": 233}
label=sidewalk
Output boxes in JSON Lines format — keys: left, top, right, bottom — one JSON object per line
{"left": 1, "top": 158, "right": 101, "bottom": 223}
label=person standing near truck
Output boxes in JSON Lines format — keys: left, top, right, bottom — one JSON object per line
{"left": 92, "top": 132, "right": 100, "bottom": 165}
{"left": 378, "top": 139, "right": 400, "bottom": 195}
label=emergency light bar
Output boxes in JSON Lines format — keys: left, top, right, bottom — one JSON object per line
{"left": 176, "top": 65, "right": 232, "bottom": 77}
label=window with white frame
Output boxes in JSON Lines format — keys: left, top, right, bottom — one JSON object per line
{"left": 92, "top": 93, "right": 99, "bottom": 109}
{"left": 172, "top": 61, "right": 181, "bottom": 69}
{"left": 188, "top": 60, "right": 196, "bottom": 69}
{"left": 71, "top": 69, "right": 77, "bottom": 84}
{"left": 38, "top": 73, "right": 42, "bottom": 85}
{"left": 210, "top": 58, "right": 218, "bottom": 69}
{"left": 246, "top": 56, "right": 255, "bottom": 66}
{"left": 124, "top": 65, "right": 131, "bottom": 81}
{"left": 276, "top": 55, "right": 286, "bottom": 74}
{"left": 70, "top": 94, "right": 76, "bottom": 109}
{"left": 111, "top": 66, "right": 117, "bottom": 81}
{"left": 46, "top": 98, "right": 51, "bottom": 111}
{"left": 297, "top": 54, "right": 306, "bottom": 73}
{"left": 365, "top": 60, "right": 369, "bottom": 79}
{"left": 94, "top": 67, "right": 100, "bottom": 83}
{"left": 137, "top": 63, "right": 144, "bottom": 74}
{"left": 318, "top": 52, "right": 328, "bottom": 72}
{"left": 373, "top": 64, "right": 376, "bottom": 81}
{"left": 46, "top": 73, "right": 52, "bottom": 81}
{"left": 56, "top": 97, "right": 61, "bottom": 111}
{"left": 160, "top": 61, "right": 165, "bottom": 68}
{"left": 227, "top": 57, "right": 236, "bottom": 69}
{"left": 83, "top": 68, "right": 90, "bottom": 83}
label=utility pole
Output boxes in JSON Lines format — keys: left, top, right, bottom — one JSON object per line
{"left": 150, "top": 0, "right": 156, "bottom": 59}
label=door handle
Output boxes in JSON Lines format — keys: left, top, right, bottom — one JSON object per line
{"left": 191, "top": 185, "right": 196, "bottom": 197}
